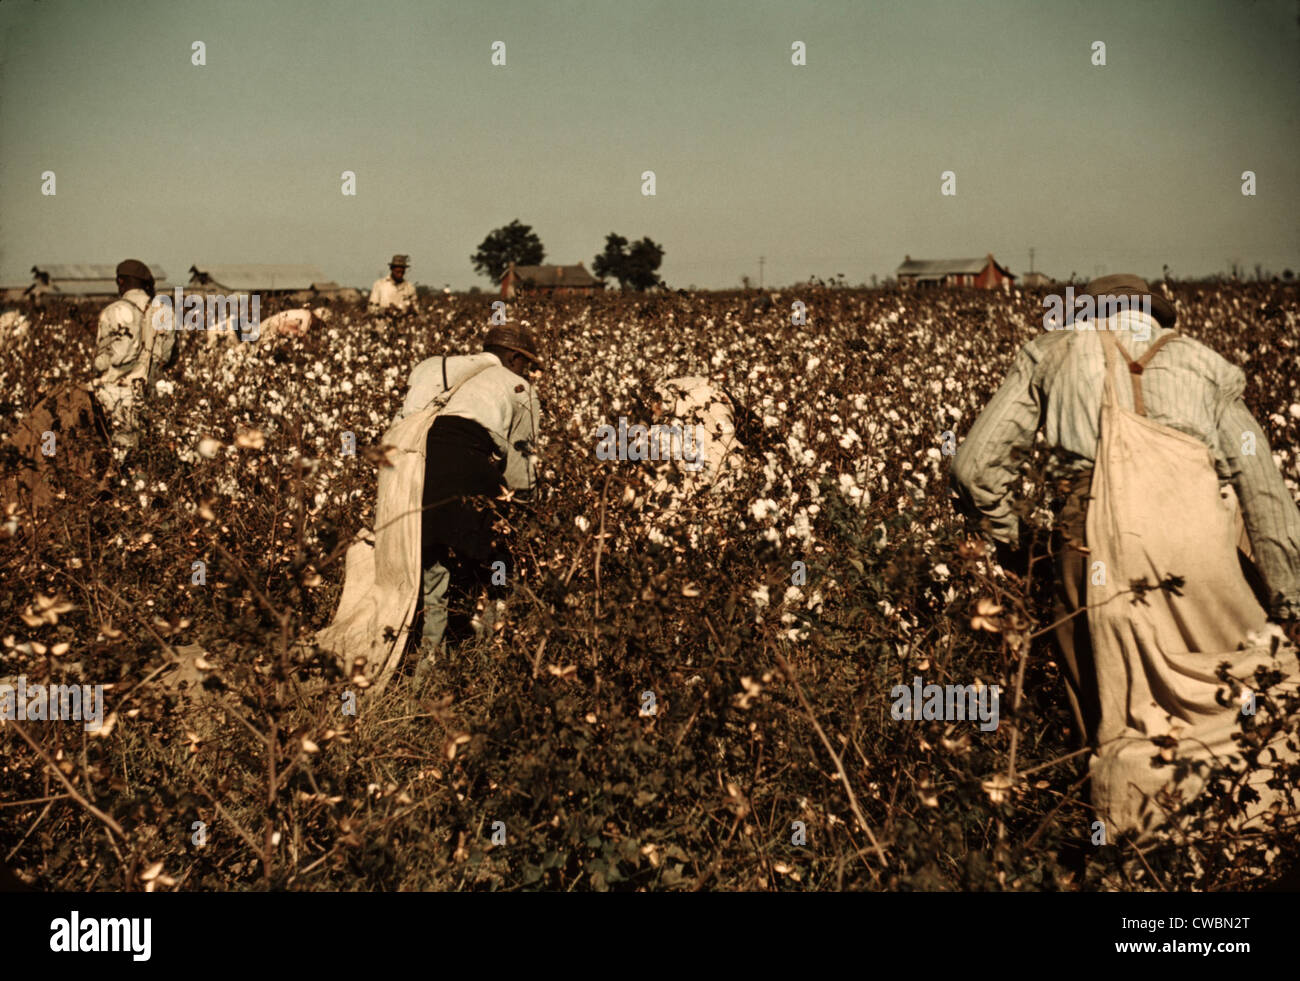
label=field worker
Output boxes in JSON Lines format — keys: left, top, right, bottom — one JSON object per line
{"left": 412, "top": 325, "right": 543, "bottom": 678}
{"left": 952, "top": 273, "right": 1300, "bottom": 838}
{"left": 647, "top": 376, "right": 745, "bottom": 496}
{"left": 205, "top": 303, "right": 326, "bottom": 348}
{"left": 92, "top": 259, "right": 176, "bottom": 458}
{"left": 368, "top": 254, "right": 416, "bottom": 314}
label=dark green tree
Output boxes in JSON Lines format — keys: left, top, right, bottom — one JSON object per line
{"left": 471, "top": 220, "right": 545, "bottom": 283}
{"left": 592, "top": 233, "right": 665, "bottom": 291}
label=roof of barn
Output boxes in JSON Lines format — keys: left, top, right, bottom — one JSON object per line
{"left": 895, "top": 256, "right": 997, "bottom": 277}
{"left": 504, "top": 263, "right": 603, "bottom": 287}
{"left": 33, "top": 263, "right": 167, "bottom": 283}
{"left": 188, "top": 264, "right": 328, "bottom": 291}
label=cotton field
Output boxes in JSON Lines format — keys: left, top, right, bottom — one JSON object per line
{"left": 2, "top": 281, "right": 1298, "bottom": 891}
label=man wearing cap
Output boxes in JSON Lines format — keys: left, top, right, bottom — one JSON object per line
{"left": 92, "top": 259, "right": 176, "bottom": 457}
{"left": 368, "top": 254, "right": 417, "bottom": 314}
{"left": 951, "top": 274, "right": 1300, "bottom": 752}
{"left": 412, "top": 325, "right": 543, "bottom": 673}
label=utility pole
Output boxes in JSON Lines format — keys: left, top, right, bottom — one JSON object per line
{"left": 1029, "top": 247, "right": 1035, "bottom": 274}
{"left": 758, "top": 256, "right": 765, "bottom": 289}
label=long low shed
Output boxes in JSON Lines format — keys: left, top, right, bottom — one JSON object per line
{"left": 26, "top": 264, "right": 169, "bottom": 299}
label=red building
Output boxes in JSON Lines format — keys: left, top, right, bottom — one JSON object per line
{"left": 896, "top": 254, "right": 1016, "bottom": 290}
{"left": 500, "top": 262, "right": 604, "bottom": 299}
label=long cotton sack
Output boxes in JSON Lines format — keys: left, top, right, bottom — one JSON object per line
{"left": 1086, "top": 328, "right": 1299, "bottom": 839}
{"left": 316, "top": 404, "right": 440, "bottom": 694}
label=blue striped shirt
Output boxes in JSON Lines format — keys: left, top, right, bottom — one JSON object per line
{"left": 952, "top": 310, "right": 1300, "bottom": 619}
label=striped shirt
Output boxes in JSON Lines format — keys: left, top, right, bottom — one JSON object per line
{"left": 952, "top": 309, "right": 1300, "bottom": 619}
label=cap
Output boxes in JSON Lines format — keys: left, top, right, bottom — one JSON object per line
{"left": 116, "top": 259, "right": 154, "bottom": 282}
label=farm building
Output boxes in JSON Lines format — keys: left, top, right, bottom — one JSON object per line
{"left": 187, "top": 264, "right": 330, "bottom": 297}
{"left": 26, "top": 263, "right": 168, "bottom": 300}
{"left": 1020, "top": 271, "right": 1053, "bottom": 287}
{"left": 500, "top": 262, "right": 604, "bottom": 299}
{"left": 291, "top": 281, "right": 364, "bottom": 303}
{"left": 895, "top": 254, "right": 1016, "bottom": 290}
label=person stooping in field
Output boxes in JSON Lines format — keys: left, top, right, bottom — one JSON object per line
{"left": 92, "top": 259, "right": 176, "bottom": 460}
{"left": 951, "top": 273, "right": 1300, "bottom": 840}
{"left": 368, "top": 253, "right": 416, "bottom": 315}
{"left": 315, "top": 325, "right": 542, "bottom": 694}
{"left": 410, "top": 325, "right": 543, "bottom": 680}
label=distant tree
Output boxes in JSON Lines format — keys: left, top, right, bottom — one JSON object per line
{"left": 471, "top": 220, "right": 545, "bottom": 283}
{"left": 592, "top": 233, "right": 665, "bottom": 291}
{"left": 740, "top": 274, "right": 752, "bottom": 290}
{"left": 1283, "top": 269, "right": 1294, "bottom": 281}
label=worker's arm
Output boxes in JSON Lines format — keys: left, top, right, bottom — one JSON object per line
{"left": 1217, "top": 395, "right": 1300, "bottom": 620}
{"left": 950, "top": 342, "right": 1046, "bottom": 548}
{"left": 125, "top": 300, "right": 174, "bottom": 383}
{"left": 502, "top": 386, "right": 541, "bottom": 492}
{"left": 367, "top": 280, "right": 383, "bottom": 311}
{"left": 146, "top": 299, "right": 177, "bottom": 372}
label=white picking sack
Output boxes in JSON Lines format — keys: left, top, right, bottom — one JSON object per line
{"left": 1086, "top": 328, "right": 1300, "bottom": 840}
{"left": 315, "top": 404, "right": 439, "bottom": 694}
{"left": 317, "top": 364, "right": 493, "bottom": 695}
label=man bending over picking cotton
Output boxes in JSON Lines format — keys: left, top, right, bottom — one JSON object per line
{"left": 411, "top": 325, "right": 542, "bottom": 679}
{"left": 951, "top": 273, "right": 1300, "bottom": 839}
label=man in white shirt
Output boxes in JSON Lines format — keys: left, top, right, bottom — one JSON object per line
{"left": 92, "top": 259, "right": 176, "bottom": 458}
{"left": 413, "top": 326, "right": 542, "bottom": 673}
{"left": 368, "top": 254, "right": 416, "bottom": 314}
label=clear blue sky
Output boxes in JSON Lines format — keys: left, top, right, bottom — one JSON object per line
{"left": 1, "top": 0, "right": 1296, "bottom": 290}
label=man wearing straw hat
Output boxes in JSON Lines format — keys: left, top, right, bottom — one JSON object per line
{"left": 368, "top": 254, "right": 417, "bottom": 314}
{"left": 316, "top": 325, "right": 543, "bottom": 692}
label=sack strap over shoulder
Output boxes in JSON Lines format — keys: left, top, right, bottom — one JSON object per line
{"left": 427, "top": 362, "right": 487, "bottom": 416}
{"left": 1105, "top": 331, "right": 1176, "bottom": 417}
